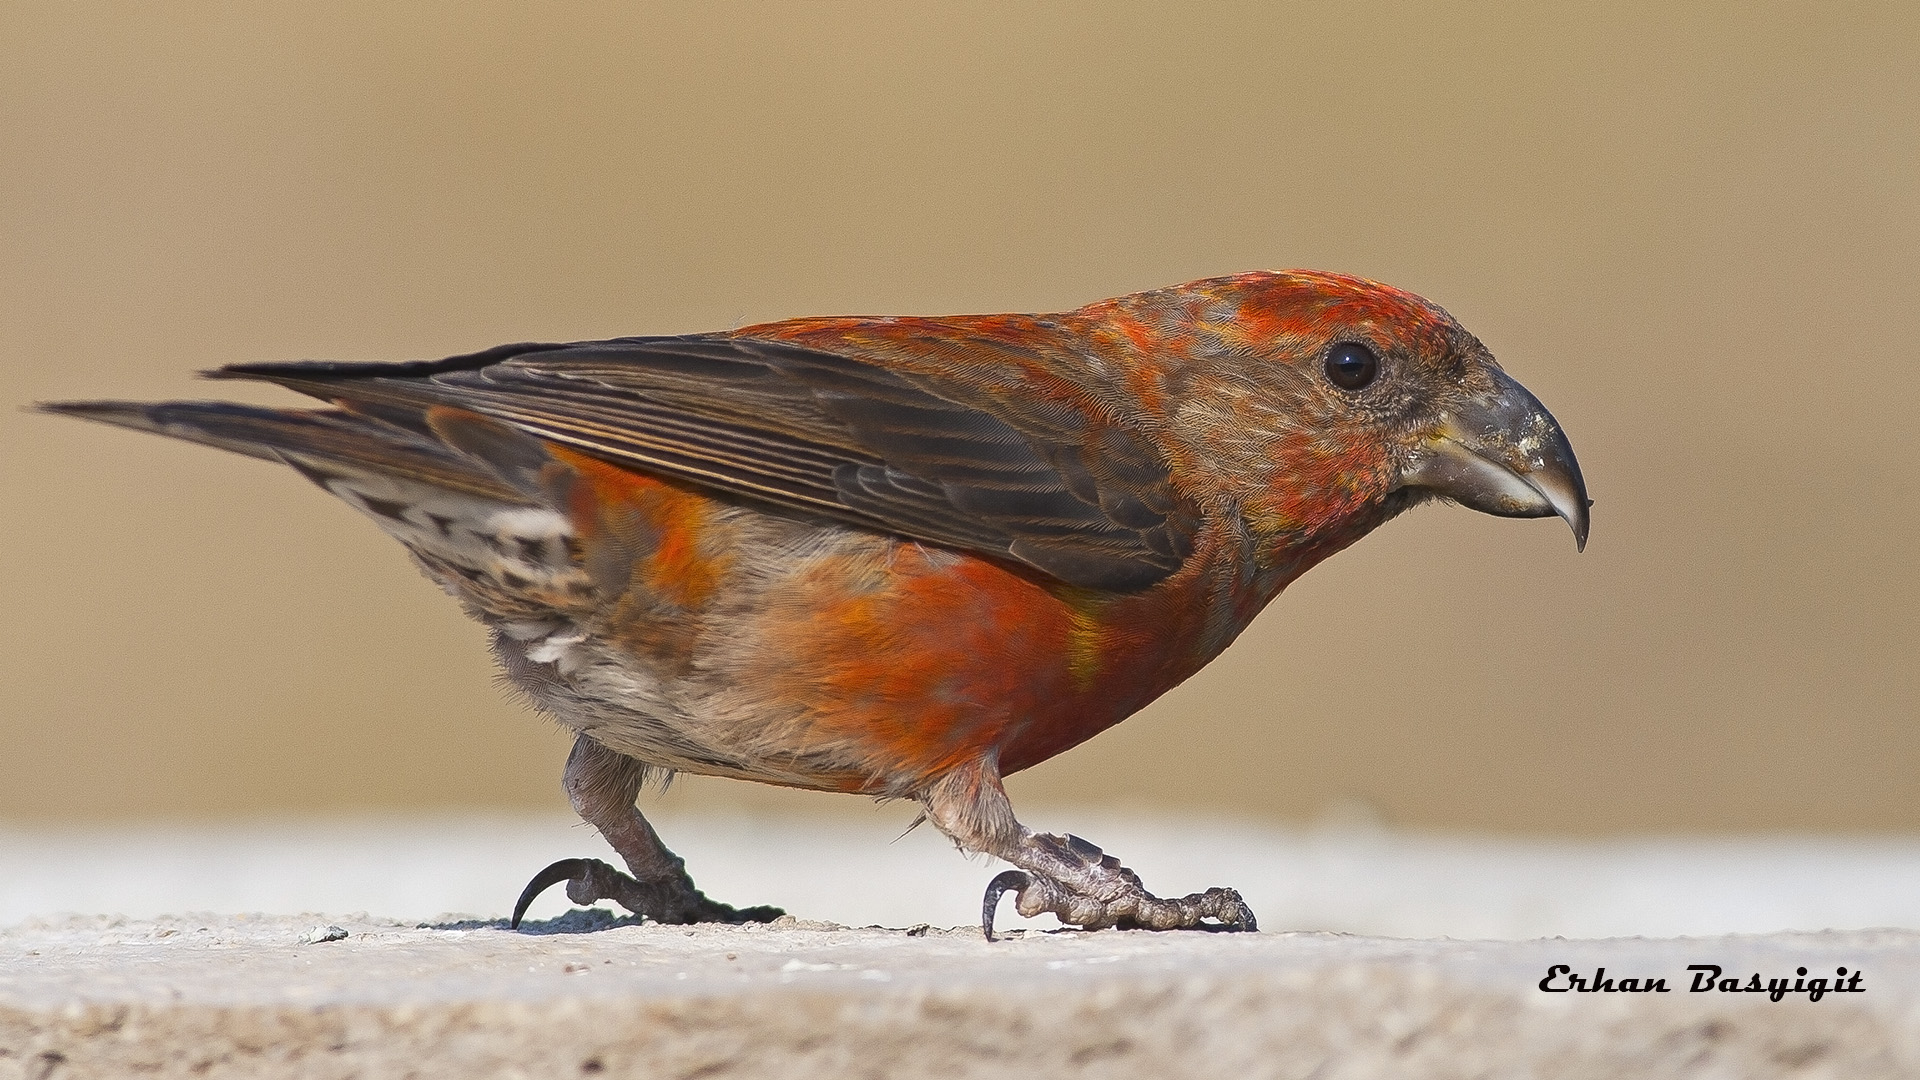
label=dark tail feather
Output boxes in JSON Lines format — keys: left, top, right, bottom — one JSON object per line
{"left": 204, "top": 340, "right": 576, "bottom": 388}
{"left": 35, "top": 400, "right": 524, "bottom": 502}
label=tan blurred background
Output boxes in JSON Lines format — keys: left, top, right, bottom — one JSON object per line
{"left": 2, "top": 1, "right": 1915, "bottom": 834}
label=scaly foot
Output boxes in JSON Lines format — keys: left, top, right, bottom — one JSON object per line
{"left": 980, "top": 833, "right": 1256, "bottom": 941}
{"left": 510, "top": 857, "right": 785, "bottom": 929}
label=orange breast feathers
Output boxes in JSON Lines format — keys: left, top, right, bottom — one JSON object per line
{"left": 548, "top": 444, "right": 1250, "bottom": 790}
{"left": 740, "top": 540, "right": 1241, "bottom": 787}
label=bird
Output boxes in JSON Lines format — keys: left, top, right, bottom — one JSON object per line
{"left": 40, "top": 270, "right": 1588, "bottom": 939}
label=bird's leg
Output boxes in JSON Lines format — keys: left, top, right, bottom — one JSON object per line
{"left": 510, "top": 734, "right": 783, "bottom": 928}
{"left": 920, "top": 761, "right": 1257, "bottom": 941}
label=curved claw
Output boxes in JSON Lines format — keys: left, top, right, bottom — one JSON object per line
{"left": 981, "top": 869, "right": 1031, "bottom": 942}
{"left": 1223, "top": 894, "right": 1258, "bottom": 933}
{"left": 1191, "top": 888, "right": 1259, "bottom": 933}
{"left": 510, "top": 857, "right": 591, "bottom": 929}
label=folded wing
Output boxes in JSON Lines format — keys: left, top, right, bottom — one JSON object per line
{"left": 204, "top": 335, "right": 1194, "bottom": 591}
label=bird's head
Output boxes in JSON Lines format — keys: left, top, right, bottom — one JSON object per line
{"left": 1123, "top": 270, "right": 1589, "bottom": 565}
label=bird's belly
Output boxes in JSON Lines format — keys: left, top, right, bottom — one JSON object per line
{"left": 493, "top": 519, "right": 1207, "bottom": 794}
{"left": 453, "top": 456, "right": 1244, "bottom": 796}
{"left": 719, "top": 540, "right": 1136, "bottom": 791}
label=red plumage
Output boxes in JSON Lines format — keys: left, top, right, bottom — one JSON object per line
{"left": 42, "top": 270, "right": 1588, "bottom": 936}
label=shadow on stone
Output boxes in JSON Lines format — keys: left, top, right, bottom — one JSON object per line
{"left": 425, "top": 908, "right": 644, "bottom": 935}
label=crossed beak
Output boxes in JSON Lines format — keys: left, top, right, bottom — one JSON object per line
{"left": 1396, "top": 366, "right": 1591, "bottom": 551}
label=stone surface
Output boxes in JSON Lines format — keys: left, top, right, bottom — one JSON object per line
{"left": 4, "top": 913, "right": 1917, "bottom": 1079}
{"left": 11, "top": 813, "right": 1920, "bottom": 939}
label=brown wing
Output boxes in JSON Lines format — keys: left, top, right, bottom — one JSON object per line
{"left": 210, "top": 335, "right": 1194, "bottom": 590}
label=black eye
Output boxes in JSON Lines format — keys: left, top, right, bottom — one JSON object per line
{"left": 1324, "top": 342, "right": 1379, "bottom": 391}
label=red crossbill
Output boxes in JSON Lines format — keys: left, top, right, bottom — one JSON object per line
{"left": 43, "top": 270, "right": 1587, "bottom": 938}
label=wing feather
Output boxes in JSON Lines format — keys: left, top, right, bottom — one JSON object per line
{"left": 212, "top": 335, "right": 1192, "bottom": 590}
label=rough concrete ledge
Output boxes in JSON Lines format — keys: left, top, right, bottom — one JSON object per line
{"left": 3, "top": 914, "right": 1916, "bottom": 1079}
